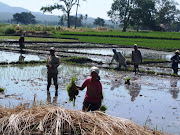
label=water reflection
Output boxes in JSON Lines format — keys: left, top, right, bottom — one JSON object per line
{"left": 169, "top": 79, "right": 179, "bottom": 99}
{"left": 19, "top": 53, "right": 25, "bottom": 62}
{"left": 0, "top": 51, "right": 42, "bottom": 63}
{"left": 125, "top": 82, "right": 141, "bottom": 102}
{"left": 47, "top": 91, "right": 58, "bottom": 105}
{"left": 110, "top": 79, "right": 123, "bottom": 90}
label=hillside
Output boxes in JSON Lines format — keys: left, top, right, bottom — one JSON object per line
{"left": 0, "top": 1, "right": 112, "bottom": 25}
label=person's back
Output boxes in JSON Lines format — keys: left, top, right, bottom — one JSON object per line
{"left": 111, "top": 48, "right": 127, "bottom": 69}
{"left": 116, "top": 52, "right": 126, "bottom": 64}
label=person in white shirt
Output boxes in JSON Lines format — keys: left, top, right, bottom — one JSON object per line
{"left": 110, "top": 48, "right": 127, "bottom": 70}
{"left": 46, "top": 47, "right": 60, "bottom": 96}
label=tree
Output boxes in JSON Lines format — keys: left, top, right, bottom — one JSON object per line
{"left": 13, "top": 12, "right": 36, "bottom": 25}
{"left": 41, "top": 0, "right": 78, "bottom": 28}
{"left": 59, "top": 15, "right": 66, "bottom": 26}
{"left": 75, "top": 0, "right": 86, "bottom": 29}
{"left": 108, "top": 0, "right": 133, "bottom": 32}
{"left": 130, "top": 0, "right": 156, "bottom": 31}
{"left": 155, "top": 0, "right": 180, "bottom": 29}
{"left": 93, "top": 17, "right": 105, "bottom": 26}
{"left": 84, "top": 14, "right": 88, "bottom": 26}
{"left": 69, "top": 16, "right": 83, "bottom": 27}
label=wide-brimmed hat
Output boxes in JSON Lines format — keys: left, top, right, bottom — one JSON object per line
{"left": 90, "top": 66, "right": 99, "bottom": 75}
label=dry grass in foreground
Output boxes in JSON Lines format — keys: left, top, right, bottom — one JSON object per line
{"left": 0, "top": 105, "right": 168, "bottom": 135}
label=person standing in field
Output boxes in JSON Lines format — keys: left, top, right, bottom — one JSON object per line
{"left": 171, "top": 50, "right": 179, "bottom": 75}
{"left": 19, "top": 35, "right": 25, "bottom": 52}
{"left": 76, "top": 66, "right": 103, "bottom": 112}
{"left": 46, "top": 47, "right": 60, "bottom": 96}
{"left": 132, "top": 44, "right": 142, "bottom": 74}
{"left": 110, "top": 48, "right": 127, "bottom": 70}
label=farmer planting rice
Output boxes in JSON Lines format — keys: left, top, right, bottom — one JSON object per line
{"left": 76, "top": 66, "right": 103, "bottom": 112}
{"left": 110, "top": 48, "right": 127, "bottom": 70}
{"left": 46, "top": 47, "right": 60, "bottom": 96}
{"left": 171, "top": 50, "right": 179, "bottom": 75}
{"left": 132, "top": 44, "right": 142, "bottom": 74}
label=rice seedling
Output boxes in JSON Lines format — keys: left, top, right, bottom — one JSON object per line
{"left": 0, "top": 87, "right": 5, "bottom": 92}
{"left": 125, "top": 77, "right": 131, "bottom": 85}
{"left": 100, "top": 105, "right": 107, "bottom": 112}
{"left": 67, "top": 76, "right": 79, "bottom": 106}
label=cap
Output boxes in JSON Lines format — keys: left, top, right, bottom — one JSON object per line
{"left": 175, "top": 50, "right": 179, "bottom": 54}
{"left": 50, "top": 47, "right": 55, "bottom": 51}
{"left": 134, "top": 44, "right": 137, "bottom": 47}
{"left": 90, "top": 66, "right": 99, "bottom": 75}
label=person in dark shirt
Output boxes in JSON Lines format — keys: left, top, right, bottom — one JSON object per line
{"left": 171, "top": 50, "right": 179, "bottom": 75}
{"left": 19, "top": 35, "right": 25, "bottom": 52}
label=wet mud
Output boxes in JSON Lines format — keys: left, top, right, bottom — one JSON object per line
{"left": 0, "top": 43, "right": 180, "bottom": 134}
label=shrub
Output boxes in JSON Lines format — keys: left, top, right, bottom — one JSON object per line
{"left": 4, "top": 27, "right": 16, "bottom": 34}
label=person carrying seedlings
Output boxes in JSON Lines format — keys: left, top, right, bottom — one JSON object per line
{"left": 76, "top": 66, "right": 103, "bottom": 112}
{"left": 171, "top": 50, "right": 179, "bottom": 75}
{"left": 109, "top": 48, "right": 127, "bottom": 70}
{"left": 132, "top": 44, "right": 142, "bottom": 74}
{"left": 19, "top": 35, "right": 25, "bottom": 53}
{"left": 46, "top": 47, "right": 60, "bottom": 96}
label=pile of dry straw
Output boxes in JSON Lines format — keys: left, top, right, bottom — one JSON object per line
{"left": 0, "top": 105, "right": 167, "bottom": 135}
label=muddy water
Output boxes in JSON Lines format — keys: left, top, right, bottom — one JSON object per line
{"left": 0, "top": 64, "right": 179, "bottom": 134}
{"left": 0, "top": 51, "right": 42, "bottom": 63}
{"left": 68, "top": 48, "right": 173, "bottom": 61}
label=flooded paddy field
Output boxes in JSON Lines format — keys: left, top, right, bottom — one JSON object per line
{"left": 0, "top": 64, "right": 179, "bottom": 134}
{"left": 0, "top": 51, "right": 43, "bottom": 63}
{"left": 1, "top": 42, "right": 179, "bottom": 75}
{"left": 0, "top": 43, "right": 180, "bottom": 134}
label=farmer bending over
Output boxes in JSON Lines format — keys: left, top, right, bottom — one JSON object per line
{"left": 76, "top": 66, "right": 103, "bottom": 112}
{"left": 110, "top": 48, "right": 127, "bottom": 70}
{"left": 132, "top": 44, "right": 142, "bottom": 74}
{"left": 46, "top": 47, "right": 60, "bottom": 96}
{"left": 171, "top": 50, "right": 179, "bottom": 75}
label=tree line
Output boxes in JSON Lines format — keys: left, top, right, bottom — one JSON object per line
{"left": 9, "top": 0, "right": 180, "bottom": 31}
{"left": 108, "top": 0, "right": 180, "bottom": 32}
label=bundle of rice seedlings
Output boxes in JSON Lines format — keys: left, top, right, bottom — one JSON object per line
{"left": 125, "top": 77, "right": 131, "bottom": 85}
{"left": 0, "top": 105, "right": 168, "bottom": 135}
{"left": 100, "top": 105, "right": 107, "bottom": 112}
{"left": 67, "top": 76, "right": 79, "bottom": 106}
{"left": 0, "top": 87, "right": 5, "bottom": 93}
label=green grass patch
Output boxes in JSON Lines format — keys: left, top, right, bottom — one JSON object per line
{"left": 61, "top": 56, "right": 92, "bottom": 64}
{"left": 54, "top": 31, "right": 180, "bottom": 51}
{"left": 0, "top": 36, "right": 78, "bottom": 42}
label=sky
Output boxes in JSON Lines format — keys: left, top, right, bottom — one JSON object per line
{"left": 0, "top": 0, "right": 114, "bottom": 20}
{"left": 0, "top": 0, "right": 180, "bottom": 20}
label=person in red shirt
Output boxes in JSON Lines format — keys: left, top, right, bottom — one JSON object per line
{"left": 76, "top": 66, "right": 103, "bottom": 112}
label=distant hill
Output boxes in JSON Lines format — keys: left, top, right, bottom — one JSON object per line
{"left": 0, "top": 1, "right": 112, "bottom": 25}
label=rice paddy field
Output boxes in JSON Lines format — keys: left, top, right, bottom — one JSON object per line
{"left": 0, "top": 29, "right": 180, "bottom": 134}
